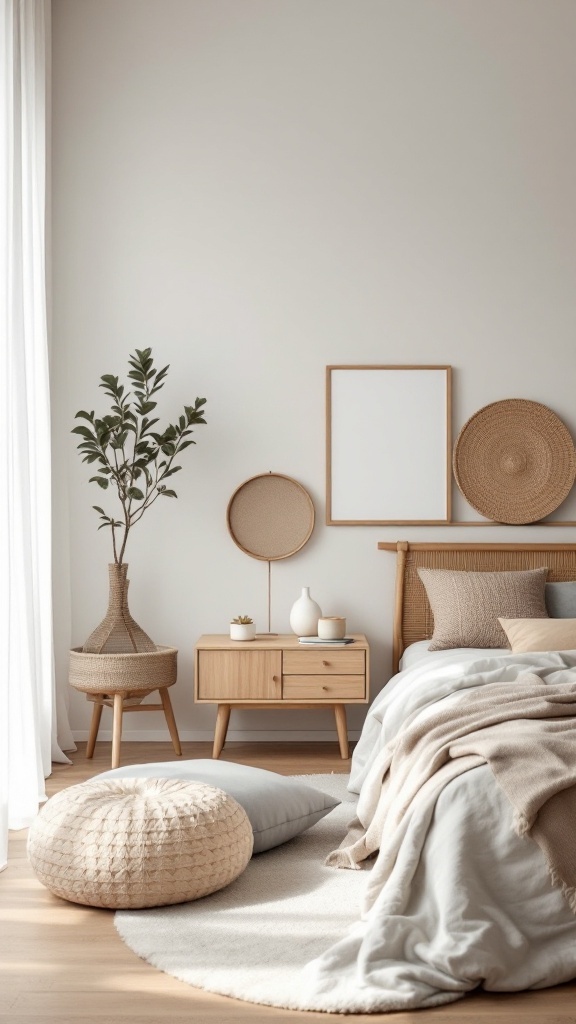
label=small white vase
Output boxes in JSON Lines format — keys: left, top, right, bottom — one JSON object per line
{"left": 289, "top": 587, "right": 322, "bottom": 637}
{"left": 230, "top": 622, "right": 256, "bottom": 641}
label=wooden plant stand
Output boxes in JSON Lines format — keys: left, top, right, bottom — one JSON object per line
{"left": 69, "top": 646, "right": 181, "bottom": 769}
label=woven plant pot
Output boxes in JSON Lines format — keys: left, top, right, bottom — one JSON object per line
{"left": 82, "top": 563, "right": 156, "bottom": 654}
{"left": 69, "top": 645, "right": 177, "bottom": 696}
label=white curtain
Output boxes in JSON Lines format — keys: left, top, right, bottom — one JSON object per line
{"left": 0, "top": 0, "right": 72, "bottom": 872}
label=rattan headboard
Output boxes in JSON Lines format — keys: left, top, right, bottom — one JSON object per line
{"left": 379, "top": 541, "right": 576, "bottom": 675}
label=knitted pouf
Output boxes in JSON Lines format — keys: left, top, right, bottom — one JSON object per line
{"left": 27, "top": 777, "right": 253, "bottom": 909}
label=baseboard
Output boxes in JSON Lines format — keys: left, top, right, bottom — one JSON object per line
{"left": 71, "top": 728, "right": 362, "bottom": 743}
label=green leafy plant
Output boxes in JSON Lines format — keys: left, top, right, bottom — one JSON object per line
{"left": 72, "top": 348, "right": 207, "bottom": 565}
{"left": 231, "top": 615, "right": 253, "bottom": 624}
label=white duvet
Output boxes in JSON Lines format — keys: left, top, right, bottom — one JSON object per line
{"left": 301, "top": 649, "right": 576, "bottom": 1014}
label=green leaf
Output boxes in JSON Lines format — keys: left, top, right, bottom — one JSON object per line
{"left": 127, "top": 487, "right": 145, "bottom": 500}
{"left": 72, "top": 425, "right": 96, "bottom": 439}
{"left": 159, "top": 489, "right": 177, "bottom": 498}
{"left": 93, "top": 506, "right": 106, "bottom": 515}
{"left": 160, "top": 466, "right": 182, "bottom": 478}
{"left": 89, "top": 476, "right": 109, "bottom": 489}
{"left": 75, "top": 410, "right": 94, "bottom": 422}
{"left": 142, "top": 414, "right": 158, "bottom": 428}
{"left": 110, "top": 431, "right": 129, "bottom": 450}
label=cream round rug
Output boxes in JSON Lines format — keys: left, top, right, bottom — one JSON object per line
{"left": 115, "top": 774, "right": 365, "bottom": 1011}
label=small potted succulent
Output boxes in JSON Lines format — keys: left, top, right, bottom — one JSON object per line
{"left": 230, "top": 615, "right": 256, "bottom": 641}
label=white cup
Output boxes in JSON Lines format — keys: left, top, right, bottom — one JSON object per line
{"left": 317, "top": 616, "right": 346, "bottom": 640}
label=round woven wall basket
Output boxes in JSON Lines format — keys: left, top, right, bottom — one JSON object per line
{"left": 226, "top": 473, "right": 315, "bottom": 561}
{"left": 453, "top": 399, "right": 576, "bottom": 524}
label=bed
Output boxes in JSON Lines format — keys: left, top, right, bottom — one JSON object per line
{"left": 301, "top": 542, "right": 576, "bottom": 1014}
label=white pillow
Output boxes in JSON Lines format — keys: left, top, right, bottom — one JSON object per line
{"left": 94, "top": 759, "right": 340, "bottom": 854}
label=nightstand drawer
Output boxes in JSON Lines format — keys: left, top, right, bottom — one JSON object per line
{"left": 283, "top": 649, "right": 365, "bottom": 675}
{"left": 197, "top": 650, "right": 282, "bottom": 700}
{"left": 282, "top": 675, "right": 366, "bottom": 700}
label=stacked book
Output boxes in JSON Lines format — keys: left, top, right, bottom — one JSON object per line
{"left": 298, "top": 636, "right": 355, "bottom": 646}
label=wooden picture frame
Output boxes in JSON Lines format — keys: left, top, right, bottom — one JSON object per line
{"left": 326, "top": 365, "right": 452, "bottom": 525}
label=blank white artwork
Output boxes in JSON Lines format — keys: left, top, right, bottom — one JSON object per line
{"left": 328, "top": 367, "right": 450, "bottom": 523}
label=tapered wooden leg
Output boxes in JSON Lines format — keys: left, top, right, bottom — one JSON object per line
{"left": 111, "top": 693, "right": 124, "bottom": 769}
{"left": 213, "top": 704, "right": 231, "bottom": 759}
{"left": 334, "top": 704, "right": 349, "bottom": 759}
{"left": 160, "top": 686, "right": 182, "bottom": 756}
{"left": 86, "top": 701, "right": 103, "bottom": 759}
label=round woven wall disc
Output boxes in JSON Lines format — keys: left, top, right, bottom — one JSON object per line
{"left": 453, "top": 399, "right": 576, "bottom": 524}
{"left": 227, "top": 474, "right": 315, "bottom": 560}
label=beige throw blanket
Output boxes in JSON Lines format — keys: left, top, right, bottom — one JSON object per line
{"left": 328, "top": 675, "right": 576, "bottom": 914}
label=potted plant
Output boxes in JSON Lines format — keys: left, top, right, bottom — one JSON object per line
{"left": 230, "top": 616, "right": 256, "bottom": 641}
{"left": 72, "top": 348, "right": 207, "bottom": 653}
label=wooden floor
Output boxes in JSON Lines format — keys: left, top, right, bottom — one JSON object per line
{"left": 2, "top": 741, "right": 576, "bottom": 1023}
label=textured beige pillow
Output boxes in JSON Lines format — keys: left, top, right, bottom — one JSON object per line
{"left": 499, "top": 617, "right": 576, "bottom": 652}
{"left": 418, "top": 567, "right": 548, "bottom": 650}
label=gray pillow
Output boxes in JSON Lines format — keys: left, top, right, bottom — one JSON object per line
{"left": 417, "top": 566, "right": 549, "bottom": 650}
{"left": 545, "top": 582, "right": 576, "bottom": 619}
{"left": 94, "top": 759, "right": 339, "bottom": 854}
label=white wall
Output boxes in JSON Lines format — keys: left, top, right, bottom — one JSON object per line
{"left": 51, "top": 0, "right": 576, "bottom": 744}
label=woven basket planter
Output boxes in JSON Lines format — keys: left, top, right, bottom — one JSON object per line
{"left": 69, "top": 645, "right": 177, "bottom": 696}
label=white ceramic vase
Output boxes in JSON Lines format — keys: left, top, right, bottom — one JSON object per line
{"left": 289, "top": 587, "right": 322, "bottom": 637}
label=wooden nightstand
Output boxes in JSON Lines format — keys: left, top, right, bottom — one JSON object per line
{"left": 194, "top": 633, "right": 370, "bottom": 759}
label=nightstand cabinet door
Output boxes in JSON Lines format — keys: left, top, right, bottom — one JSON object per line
{"left": 197, "top": 650, "right": 282, "bottom": 701}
